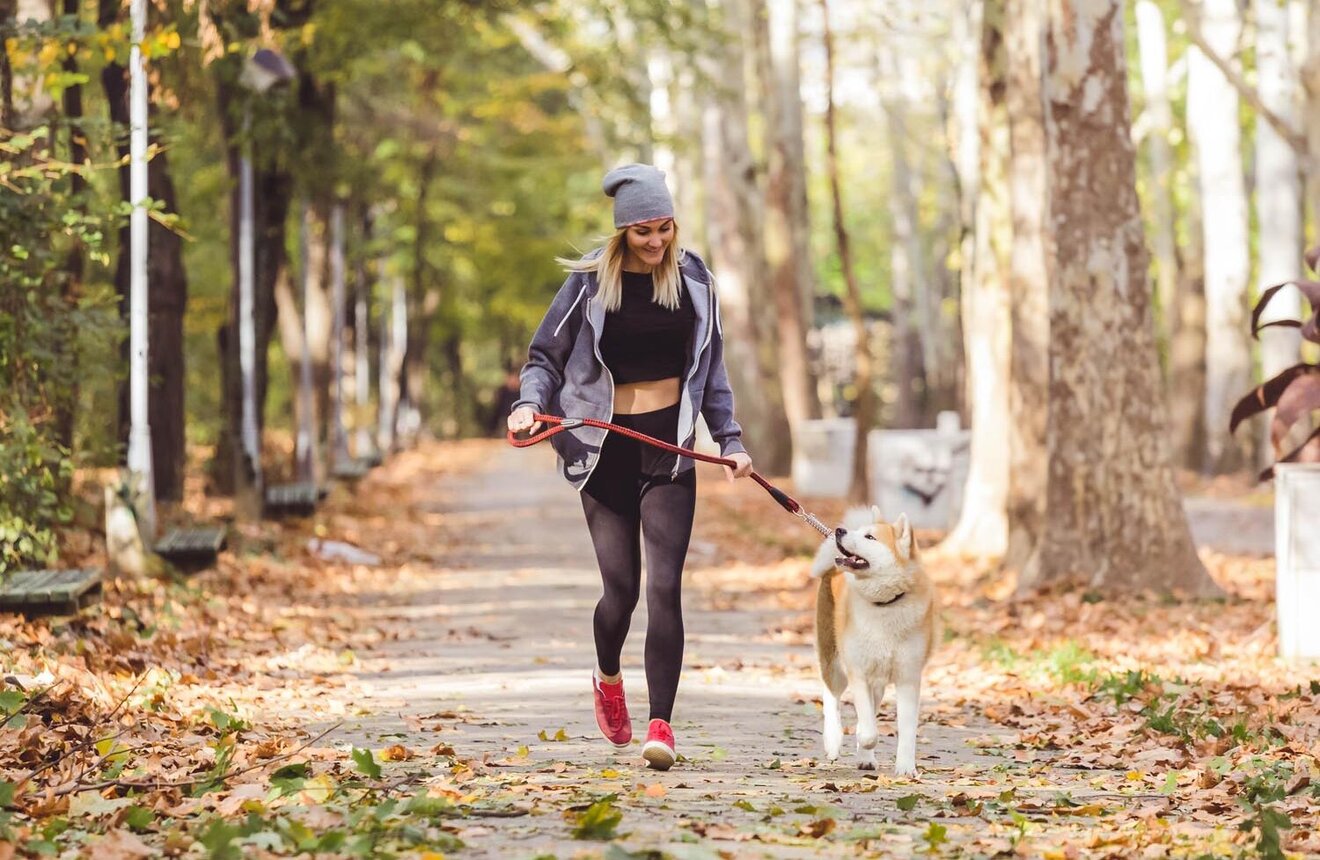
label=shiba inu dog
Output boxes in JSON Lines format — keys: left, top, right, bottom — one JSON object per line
{"left": 810, "top": 507, "right": 936, "bottom": 775}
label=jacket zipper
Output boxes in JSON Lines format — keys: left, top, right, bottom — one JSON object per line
{"left": 578, "top": 277, "right": 614, "bottom": 492}
{"left": 672, "top": 279, "right": 716, "bottom": 478}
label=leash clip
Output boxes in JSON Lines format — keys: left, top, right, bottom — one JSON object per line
{"left": 558, "top": 417, "right": 584, "bottom": 429}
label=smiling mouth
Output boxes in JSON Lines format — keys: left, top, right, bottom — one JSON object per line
{"left": 835, "top": 537, "right": 870, "bottom": 571}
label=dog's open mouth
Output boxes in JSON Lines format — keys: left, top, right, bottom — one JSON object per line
{"left": 835, "top": 536, "right": 870, "bottom": 571}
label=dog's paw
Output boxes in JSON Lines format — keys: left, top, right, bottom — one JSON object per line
{"left": 857, "top": 754, "right": 877, "bottom": 771}
{"left": 824, "top": 748, "right": 840, "bottom": 762}
{"left": 893, "top": 759, "right": 918, "bottom": 777}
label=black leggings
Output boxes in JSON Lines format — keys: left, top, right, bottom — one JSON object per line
{"left": 581, "top": 403, "right": 696, "bottom": 722}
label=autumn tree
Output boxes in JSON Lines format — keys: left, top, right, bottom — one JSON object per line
{"left": 1020, "top": 0, "right": 1218, "bottom": 595}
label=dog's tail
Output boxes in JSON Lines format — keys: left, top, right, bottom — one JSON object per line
{"left": 815, "top": 577, "right": 847, "bottom": 694}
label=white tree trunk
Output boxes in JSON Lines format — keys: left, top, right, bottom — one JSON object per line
{"left": 1004, "top": 0, "right": 1052, "bottom": 572}
{"left": 943, "top": 0, "right": 1010, "bottom": 557}
{"left": 1187, "top": 0, "right": 1252, "bottom": 473}
{"left": 1256, "top": 0, "right": 1305, "bottom": 467}
{"left": 1299, "top": 1, "right": 1320, "bottom": 230}
{"left": 1135, "top": 0, "right": 1179, "bottom": 343}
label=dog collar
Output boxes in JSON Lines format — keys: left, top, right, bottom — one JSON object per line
{"left": 872, "top": 592, "right": 905, "bottom": 607}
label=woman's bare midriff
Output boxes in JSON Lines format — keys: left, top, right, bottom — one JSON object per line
{"left": 613, "top": 377, "right": 681, "bottom": 414}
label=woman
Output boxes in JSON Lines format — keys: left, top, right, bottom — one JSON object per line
{"left": 507, "top": 163, "right": 754, "bottom": 771}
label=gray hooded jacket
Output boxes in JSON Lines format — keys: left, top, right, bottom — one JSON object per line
{"left": 513, "top": 248, "right": 746, "bottom": 490}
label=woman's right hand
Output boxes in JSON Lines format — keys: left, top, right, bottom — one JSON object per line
{"left": 507, "top": 406, "right": 541, "bottom": 436}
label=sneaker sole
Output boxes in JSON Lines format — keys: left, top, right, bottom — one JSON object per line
{"left": 642, "top": 741, "right": 675, "bottom": 770}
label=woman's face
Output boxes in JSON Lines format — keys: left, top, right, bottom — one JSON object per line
{"left": 624, "top": 219, "right": 675, "bottom": 269}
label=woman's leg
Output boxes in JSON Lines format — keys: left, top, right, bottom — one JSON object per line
{"left": 581, "top": 445, "right": 643, "bottom": 678}
{"left": 638, "top": 468, "right": 697, "bottom": 722}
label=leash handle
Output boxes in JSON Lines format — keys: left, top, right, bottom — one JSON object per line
{"left": 507, "top": 412, "right": 831, "bottom": 537}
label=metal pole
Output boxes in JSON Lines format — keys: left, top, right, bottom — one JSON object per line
{"left": 294, "top": 199, "right": 315, "bottom": 481}
{"left": 126, "top": 0, "right": 156, "bottom": 540}
{"left": 238, "top": 104, "right": 262, "bottom": 489}
{"left": 330, "top": 203, "right": 348, "bottom": 462}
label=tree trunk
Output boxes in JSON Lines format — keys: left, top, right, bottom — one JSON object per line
{"left": 273, "top": 216, "right": 317, "bottom": 482}
{"left": 406, "top": 149, "right": 438, "bottom": 439}
{"left": 700, "top": 0, "right": 792, "bottom": 475}
{"left": 878, "top": 45, "right": 929, "bottom": 429}
{"left": 1255, "top": 0, "right": 1304, "bottom": 398}
{"left": 214, "top": 74, "right": 291, "bottom": 512}
{"left": 1134, "top": 0, "right": 1179, "bottom": 349}
{"left": 755, "top": 0, "right": 822, "bottom": 447}
{"left": 1170, "top": 161, "right": 1208, "bottom": 468}
{"left": 944, "top": 0, "right": 1011, "bottom": 557}
{"left": 100, "top": 0, "right": 187, "bottom": 502}
{"left": 1002, "top": 0, "right": 1051, "bottom": 573}
{"left": 0, "top": 0, "right": 13, "bottom": 129}
{"left": 819, "top": 0, "right": 873, "bottom": 505}
{"left": 1024, "top": 0, "right": 1217, "bottom": 596}
{"left": 1305, "top": 3, "right": 1320, "bottom": 231}
{"left": 1187, "top": 0, "right": 1251, "bottom": 474}
{"left": 53, "top": 0, "right": 84, "bottom": 461}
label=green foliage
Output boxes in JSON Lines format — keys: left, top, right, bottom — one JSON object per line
{"left": 570, "top": 794, "right": 625, "bottom": 840}
{"left": 351, "top": 747, "right": 382, "bottom": 779}
{"left": 0, "top": 411, "right": 71, "bottom": 575}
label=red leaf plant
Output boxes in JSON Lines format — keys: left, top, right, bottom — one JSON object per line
{"left": 1229, "top": 245, "right": 1320, "bottom": 480}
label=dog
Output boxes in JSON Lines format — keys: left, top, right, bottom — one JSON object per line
{"left": 810, "top": 506, "right": 936, "bottom": 775}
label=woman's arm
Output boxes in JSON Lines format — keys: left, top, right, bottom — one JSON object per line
{"left": 513, "top": 273, "right": 586, "bottom": 415}
{"left": 699, "top": 287, "right": 748, "bottom": 459}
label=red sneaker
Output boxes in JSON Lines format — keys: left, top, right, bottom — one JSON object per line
{"left": 592, "top": 673, "right": 632, "bottom": 750}
{"left": 642, "top": 719, "right": 676, "bottom": 770}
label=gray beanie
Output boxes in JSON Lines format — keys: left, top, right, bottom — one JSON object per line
{"left": 602, "top": 163, "right": 674, "bottom": 228}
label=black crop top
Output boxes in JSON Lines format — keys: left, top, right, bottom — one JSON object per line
{"left": 599, "top": 271, "right": 696, "bottom": 384}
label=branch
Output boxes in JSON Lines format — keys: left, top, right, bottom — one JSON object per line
{"left": 1178, "top": 0, "right": 1308, "bottom": 157}
{"left": 50, "top": 721, "right": 343, "bottom": 798}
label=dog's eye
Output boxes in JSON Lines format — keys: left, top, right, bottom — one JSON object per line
{"left": 864, "top": 533, "right": 877, "bottom": 540}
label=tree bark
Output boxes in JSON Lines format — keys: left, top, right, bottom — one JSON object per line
{"left": 1134, "top": 0, "right": 1179, "bottom": 349}
{"left": 944, "top": 0, "right": 1011, "bottom": 557}
{"left": 878, "top": 44, "right": 929, "bottom": 429}
{"left": 700, "top": 0, "right": 792, "bottom": 475}
{"left": 406, "top": 148, "right": 439, "bottom": 438}
{"left": 0, "top": 0, "right": 13, "bottom": 130}
{"left": 53, "top": 0, "right": 85, "bottom": 461}
{"left": 1002, "top": 0, "right": 1051, "bottom": 573}
{"left": 100, "top": 0, "right": 187, "bottom": 502}
{"left": 1305, "top": 3, "right": 1320, "bottom": 231}
{"left": 1024, "top": 0, "right": 1217, "bottom": 596}
{"left": 214, "top": 74, "right": 292, "bottom": 512}
{"left": 1187, "top": 0, "right": 1251, "bottom": 474}
{"left": 819, "top": 0, "right": 872, "bottom": 505}
{"left": 755, "top": 0, "right": 822, "bottom": 445}
{"left": 1254, "top": 0, "right": 1304, "bottom": 393}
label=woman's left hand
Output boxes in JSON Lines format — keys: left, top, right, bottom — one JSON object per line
{"left": 723, "top": 452, "right": 753, "bottom": 481}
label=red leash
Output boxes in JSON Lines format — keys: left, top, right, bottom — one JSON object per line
{"left": 507, "top": 413, "right": 832, "bottom": 538}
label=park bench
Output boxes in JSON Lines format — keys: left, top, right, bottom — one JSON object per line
{"left": 263, "top": 481, "right": 325, "bottom": 518}
{"left": 153, "top": 525, "right": 228, "bottom": 572}
{"left": 0, "top": 568, "right": 102, "bottom": 617}
{"left": 331, "top": 457, "right": 372, "bottom": 482}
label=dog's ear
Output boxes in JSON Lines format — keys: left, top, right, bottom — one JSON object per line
{"left": 871, "top": 504, "right": 882, "bottom": 523}
{"left": 894, "top": 513, "right": 915, "bottom": 560}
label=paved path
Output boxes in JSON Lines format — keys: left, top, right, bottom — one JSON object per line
{"left": 330, "top": 445, "right": 1006, "bottom": 858}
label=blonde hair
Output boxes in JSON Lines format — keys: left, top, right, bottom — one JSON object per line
{"left": 556, "top": 223, "right": 684, "bottom": 313}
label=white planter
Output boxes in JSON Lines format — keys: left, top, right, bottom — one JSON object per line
{"left": 791, "top": 418, "right": 856, "bottom": 498}
{"left": 1275, "top": 463, "right": 1320, "bottom": 660}
{"left": 868, "top": 414, "right": 971, "bottom": 530}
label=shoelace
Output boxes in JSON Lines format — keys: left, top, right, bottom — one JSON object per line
{"left": 604, "top": 695, "right": 626, "bottom": 727}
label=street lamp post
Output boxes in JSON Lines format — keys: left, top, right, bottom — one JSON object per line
{"left": 126, "top": 0, "right": 155, "bottom": 540}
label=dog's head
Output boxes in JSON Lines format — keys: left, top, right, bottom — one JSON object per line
{"left": 815, "top": 506, "right": 920, "bottom": 598}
